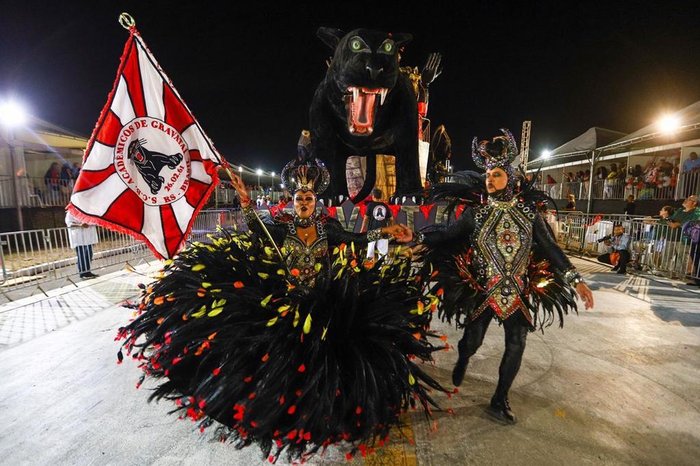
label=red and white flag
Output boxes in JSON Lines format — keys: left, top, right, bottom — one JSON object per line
{"left": 68, "top": 26, "right": 222, "bottom": 259}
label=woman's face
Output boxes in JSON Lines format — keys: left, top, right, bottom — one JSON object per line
{"left": 659, "top": 208, "right": 670, "bottom": 218}
{"left": 485, "top": 168, "right": 508, "bottom": 194}
{"left": 294, "top": 190, "right": 316, "bottom": 219}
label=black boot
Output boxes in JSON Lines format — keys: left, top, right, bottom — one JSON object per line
{"left": 488, "top": 394, "right": 517, "bottom": 424}
{"left": 452, "top": 356, "right": 469, "bottom": 387}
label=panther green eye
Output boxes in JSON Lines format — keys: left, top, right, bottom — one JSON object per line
{"left": 379, "top": 40, "right": 396, "bottom": 55}
{"left": 349, "top": 36, "right": 369, "bottom": 53}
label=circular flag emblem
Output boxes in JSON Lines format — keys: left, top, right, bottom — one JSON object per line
{"left": 114, "top": 117, "right": 191, "bottom": 205}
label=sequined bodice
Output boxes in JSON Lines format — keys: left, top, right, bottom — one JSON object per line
{"left": 471, "top": 197, "right": 536, "bottom": 319}
{"left": 282, "top": 220, "right": 328, "bottom": 286}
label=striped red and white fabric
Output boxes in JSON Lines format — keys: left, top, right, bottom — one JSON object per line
{"left": 68, "top": 27, "right": 222, "bottom": 259}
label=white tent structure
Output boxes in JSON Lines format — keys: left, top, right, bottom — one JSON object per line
{"left": 528, "top": 99, "right": 700, "bottom": 211}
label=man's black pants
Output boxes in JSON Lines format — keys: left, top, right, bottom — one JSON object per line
{"left": 597, "top": 250, "right": 631, "bottom": 273}
{"left": 456, "top": 309, "right": 530, "bottom": 400}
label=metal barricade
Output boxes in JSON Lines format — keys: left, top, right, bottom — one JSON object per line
{"left": 0, "top": 208, "right": 245, "bottom": 294}
{"left": 554, "top": 211, "right": 698, "bottom": 281}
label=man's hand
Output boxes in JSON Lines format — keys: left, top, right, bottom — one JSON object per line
{"left": 576, "top": 282, "right": 594, "bottom": 310}
{"left": 382, "top": 224, "right": 413, "bottom": 243}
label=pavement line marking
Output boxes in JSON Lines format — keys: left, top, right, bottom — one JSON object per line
{"left": 363, "top": 413, "right": 417, "bottom": 466}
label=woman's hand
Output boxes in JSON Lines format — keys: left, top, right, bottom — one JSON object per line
{"left": 230, "top": 173, "right": 250, "bottom": 207}
{"left": 576, "top": 282, "right": 594, "bottom": 310}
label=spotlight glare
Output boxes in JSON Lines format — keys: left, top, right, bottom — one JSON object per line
{"left": 657, "top": 114, "right": 681, "bottom": 134}
{"left": 0, "top": 99, "right": 28, "bottom": 128}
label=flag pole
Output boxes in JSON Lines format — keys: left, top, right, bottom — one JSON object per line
{"left": 226, "top": 166, "right": 287, "bottom": 267}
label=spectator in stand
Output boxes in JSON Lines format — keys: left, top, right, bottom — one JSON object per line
{"left": 564, "top": 194, "right": 576, "bottom": 211}
{"left": 71, "top": 162, "right": 82, "bottom": 179}
{"left": 597, "top": 223, "right": 631, "bottom": 274}
{"left": 44, "top": 162, "right": 61, "bottom": 205}
{"left": 623, "top": 195, "right": 636, "bottom": 216}
{"left": 596, "top": 165, "right": 609, "bottom": 180}
{"left": 624, "top": 168, "right": 636, "bottom": 198}
{"left": 545, "top": 174, "right": 556, "bottom": 197}
{"left": 581, "top": 169, "right": 591, "bottom": 198}
{"left": 60, "top": 163, "right": 74, "bottom": 197}
{"left": 670, "top": 166, "right": 679, "bottom": 190}
{"left": 682, "top": 152, "right": 700, "bottom": 173}
{"left": 604, "top": 163, "right": 619, "bottom": 199}
{"left": 595, "top": 165, "right": 608, "bottom": 198}
{"left": 682, "top": 152, "right": 700, "bottom": 198}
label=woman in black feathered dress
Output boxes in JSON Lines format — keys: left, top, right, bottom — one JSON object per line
{"left": 117, "top": 151, "right": 449, "bottom": 463}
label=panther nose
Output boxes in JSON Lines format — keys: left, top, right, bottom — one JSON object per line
{"left": 366, "top": 65, "right": 384, "bottom": 80}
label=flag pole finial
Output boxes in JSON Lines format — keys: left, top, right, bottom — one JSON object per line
{"left": 119, "top": 12, "right": 135, "bottom": 30}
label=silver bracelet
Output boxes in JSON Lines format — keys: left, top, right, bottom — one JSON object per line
{"left": 564, "top": 268, "right": 584, "bottom": 287}
{"left": 413, "top": 231, "right": 425, "bottom": 244}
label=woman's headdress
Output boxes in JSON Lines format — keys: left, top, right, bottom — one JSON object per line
{"left": 281, "top": 130, "right": 330, "bottom": 194}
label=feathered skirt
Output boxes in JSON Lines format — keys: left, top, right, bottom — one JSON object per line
{"left": 117, "top": 231, "right": 448, "bottom": 462}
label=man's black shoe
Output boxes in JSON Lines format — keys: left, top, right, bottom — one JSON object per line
{"left": 80, "top": 272, "right": 98, "bottom": 279}
{"left": 685, "top": 281, "right": 700, "bottom": 286}
{"left": 610, "top": 266, "right": 619, "bottom": 272}
{"left": 488, "top": 395, "right": 517, "bottom": 424}
{"left": 452, "top": 357, "right": 468, "bottom": 387}
{"left": 616, "top": 269, "right": 626, "bottom": 275}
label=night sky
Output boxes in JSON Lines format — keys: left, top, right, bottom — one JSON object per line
{"left": 2, "top": 1, "right": 699, "bottom": 173}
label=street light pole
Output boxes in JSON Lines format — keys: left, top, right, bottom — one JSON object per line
{"left": 0, "top": 100, "right": 28, "bottom": 231}
{"left": 8, "top": 130, "right": 24, "bottom": 230}
{"left": 256, "top": 168, "right": 263, "bottom": 196}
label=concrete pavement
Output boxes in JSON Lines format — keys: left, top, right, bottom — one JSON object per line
{"left": 0, "top": 258, "right": 698, "bottom": 465}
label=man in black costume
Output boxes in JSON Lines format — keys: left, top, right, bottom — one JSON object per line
{"left": 398, "top": 129, "right": 594, "bottom": 424}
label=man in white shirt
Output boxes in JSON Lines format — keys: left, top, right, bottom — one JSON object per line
{"left": 65, "top": 210, "right": 99, "bottom": 279}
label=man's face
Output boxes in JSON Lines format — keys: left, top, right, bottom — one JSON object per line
{"left": 613, "top": 226, "right": 624, "bottom": 236}
{"left": 690, "top": 152, "right": 698, "bottom": 160}
{"left": 485, "top": 167, "right": 508, "bottom": 194}
{"left": 660, "top": 208, "right": 670, "bottom": 218}
{"left": 683, "top": 196, "right": 698, "bottom": 211}
{"left": 294, "top": 190, "right": 316, "bottom": 219}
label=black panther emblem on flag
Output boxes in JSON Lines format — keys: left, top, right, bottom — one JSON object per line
{"left": 128, "top": 139, "right": 183, "bottom": 194}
